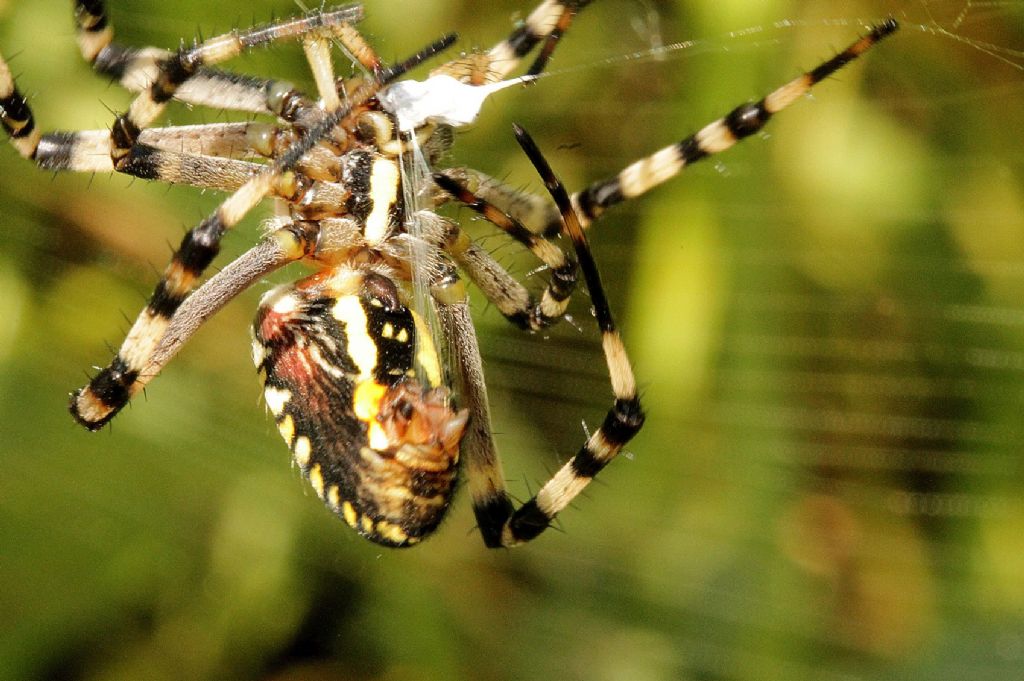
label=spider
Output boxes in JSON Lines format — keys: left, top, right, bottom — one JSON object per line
{"left": 0, "top": 1, "right": 897, "bottom": 548}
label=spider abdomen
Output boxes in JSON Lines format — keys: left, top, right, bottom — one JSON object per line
{"left": 253, "top": 268, "right": 467, "bottom": 547}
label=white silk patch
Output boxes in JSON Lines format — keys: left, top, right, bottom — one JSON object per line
{"left": 379, "top": 74, "right": 533, "bottom": 130}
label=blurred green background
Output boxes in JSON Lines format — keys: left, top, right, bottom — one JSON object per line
{"left": 2, "top": 0, "right": 1023, "bottom": 679}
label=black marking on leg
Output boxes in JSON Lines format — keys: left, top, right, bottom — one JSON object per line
{"left": 506, "top": 25, "right": 542, "bottom": 60}
{"left": 810, "top": 53, "right": 857, "bottom": 84}
{"left": 506, "top": 310, "right": 532, "bottom": 331}
{"left": 601, "top": 396, "right": 645, "bottom": 446}
{"left": 70, "top": 356, "right": 138, "bottom": 430}
{"left": 810, "top": 19, "right": 899, "bottom": 84}
{"left": 378, "top": 33, "right": 458, "bottom": 83}
{"left": 724, "top": 101, "right": 771, "bottom": 139}
{"left": 570, "top": 445, "right": 604, "bottom": 479}
{"left": 547, "top": 261, "right": 577, "bottom": 302}
{"left": 576, "top": 178, "right": 622, "bottom": 221}
{"left": 177, "top": 214, "right": 226, "bottom": 275}
{"left": 873, "top": 18, "right": 900, "bottom": 42}
{"left": 111, "top": 114, "right": 141, "bottom": 159}
{"left": 508, "top": 499, "right": 551, "bottom": 543}
{"left": 152, "top": 51, "right": 201, "bottom": 104}
{"left": 474, "top": 495, "right": 515, "bottom": 548}
{"left": 93, "top": 356, "right": 137, "bottom": 406}
{"left": 35, "top": 133, "right": 78, "bottom": 171}
{"left": 526, "top": 1, "right": 589, "bottom": 77}
{"left": 148, "top": 280, "right": 189, "bottom": 320}
{"left": 91, "top": 43, "right": 133, "bottom": 79}
{"left": 74, "top": 0, "right": 109, "bottom": 32}
{"left": 0, "top": 92, "right": 35, "bottom": 138}
{"left": 119, "top": 144, "right": 162, "bottom": 180}
{"left": 678, "top": 137, "right": 709, "bottom": 166}
{"left": 526, "top": 29, "right": 565, "bottom": 77}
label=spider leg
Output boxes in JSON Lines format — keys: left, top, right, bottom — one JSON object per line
{"left": 432, "top": 0, "right": 591, "bottom": 84}
{"left": 107, "top": 6, "right": 366, "bottom": 171}
{"left": 427, "top": 216, "right": 534, "bottom": 328}
{"left": 110, "top": 145, "right": 351, "bottom": 210}
{"left": 136, "top": 123, "right": 350, "bottom": 181}
{"left": 133, "top": 123, "right": 338, "bottom": 174}
{"left": 543, "top": 19, "right": 900, "bottom": 235}
{"left": 524, "top": 0, "right": 589, "bottom": 77}
{"left": 417, "top": 176, "right": 632, "bottom": 546}
{"left": 436, "top": 167, "right": 559, "bottom": 235}
{"left": 303, "top": 15, "right": 392, "bottom": 112}
{"left": 3, "top": 15, "right": 339, "bottom": 177}
{"left": 1, "top": 53, "right": 270, "bottom": 169}
{"left": 74, "top": 0, "right": 327, "bottom": 117}
{"left": 404, "top": 210, "right": 513, "bottom": 548}
{"left": 434, "top": 127, "right": 644, "bottom": 548}
{"left": 22, "top": 120, "right": 349, "bottom": 190}
{"left": 68, "top": 34, "right": 458, "bottom": 430}
{"left": 433, "top": 172, "right": 577, "bottom": 330}
{"left": 0, "top": 111, "right": 349, "bottom": 206}
{"left": 0, "top": 49, "right": 273, "bottom": 167}
{"left": 2, "top": 7, "right": 394, "bottom": 180}
{"left": 496, "top": 125, "right": 643, "bottom": 546}
{"left": 145, "top": 219, "right": 323, "bottom": 383}
{"left": 425, "top": 19, "right": 901, "bottom": 251}
{"left": 137, "top": 123, "right": 275, "bottom": 161}
{"left": 432, "top": 267, "right": 514, "bottom": 549}
{"left": 0, "top": 55, "right": 40, "bottom": 161}
{"left": 304, "top": 33, "right": 344, "bottom": 113}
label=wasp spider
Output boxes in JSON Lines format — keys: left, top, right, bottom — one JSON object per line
{"left": 0, "top": 1, "right": 897, "bottom": 548}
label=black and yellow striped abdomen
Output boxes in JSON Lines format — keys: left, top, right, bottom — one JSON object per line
{"left": 253, "top": 268, "right": 467, "bottom": 547}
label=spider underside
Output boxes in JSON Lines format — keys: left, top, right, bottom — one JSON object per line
{"left": 0, "top": 1, "right": 897, "bottom": 547}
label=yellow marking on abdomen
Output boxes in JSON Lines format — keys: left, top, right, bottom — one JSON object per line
{"left": 353, "top": 380, "right": 390, "bottom": 450}
{"left": 308, "top": 463, "right": 325, "bottom": 498}
{"left": 278, "top": 414, "right": 295, "bottom": 446}
{"left": 331, "top": 295, "right": 377, "bottom": 377}
{"left": 342, "top": 501, "right": 358, "bottom": 527}
{"left": 375, "top": 520, "right": 410, "bottom": 545}
{"left": 293, "top": 435, "right": 312, "bottom": 467}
